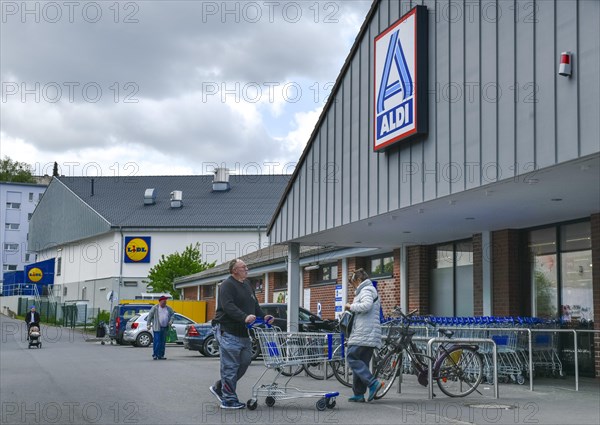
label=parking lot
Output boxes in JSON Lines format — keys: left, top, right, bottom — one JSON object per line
{"left": 1, "top": 315, "right": 599, "bottom": 425}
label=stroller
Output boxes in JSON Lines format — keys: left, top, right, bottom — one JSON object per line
{"left": 28, "top": 325, "right": 42, "bottom": 349}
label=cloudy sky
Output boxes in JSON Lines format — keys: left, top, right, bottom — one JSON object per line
{"left": 1, "top": 0, "right": 372, "bottom": 177}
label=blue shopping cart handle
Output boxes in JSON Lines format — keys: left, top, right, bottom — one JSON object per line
{"left": 247, "top": 317, "right": 273, "bottom": 329}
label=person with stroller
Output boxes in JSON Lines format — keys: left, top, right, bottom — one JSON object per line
{"left": 25, "top": 306, "right": 40, "bottom": 341}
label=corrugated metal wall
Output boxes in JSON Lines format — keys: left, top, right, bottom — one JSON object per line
{"left": 270, "top": 0, "right": 600, "bottom": 244}
{"left": 29, "top": 179, "right": 110, "bottom": 250}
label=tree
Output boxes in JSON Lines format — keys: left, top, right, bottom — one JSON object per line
{"left": 0, "top": 156, "right": 36, "bottom": 183}
{"left": 52, "top": 162, "right": 59, "bottom": 177}
{"left": 145, "top": 243, "right": 215, "bottom": 299}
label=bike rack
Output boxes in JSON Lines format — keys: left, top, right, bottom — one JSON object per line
{"left": 425, "top": 337, "right": 498, "bottom": 400}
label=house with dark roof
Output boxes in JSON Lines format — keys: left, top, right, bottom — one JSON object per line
{"left": 27, "top": 170, "right": 289, "bottom": 311}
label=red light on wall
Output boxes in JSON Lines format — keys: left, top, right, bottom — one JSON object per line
{"left": 559, "top": 52, "right": 572, "bottom": 77}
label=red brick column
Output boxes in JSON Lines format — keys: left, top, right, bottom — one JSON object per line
{"left": 407, "top": 246, "right": 430, "bottom": 314}
{"left": 473, "top": 234, "right": 484, "bottom": 316}
{"left": 492, "top": 229, "right": 523, "bottom": 316}
{"left": 591, "top": 213, "right": 600, "bottom": 378}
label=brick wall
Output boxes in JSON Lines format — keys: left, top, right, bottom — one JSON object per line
{"left": 492, "top": 229, "right": 523, "bottom": 316}
{"left": 473, "top": 234, "right": 483, "bottom": 316}
{"left": 407, "top": 246, "right": 430, "bottom": 314}
{"left": 591, "top": 213, "right": 600, "bottom": 378}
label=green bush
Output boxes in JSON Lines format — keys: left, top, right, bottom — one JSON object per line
{"left": 93, "top": 310, "right": 111, "bottom": 328}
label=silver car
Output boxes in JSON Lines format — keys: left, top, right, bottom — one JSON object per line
{"left": 123, "top": 312, "right": 195, "bottom": 347}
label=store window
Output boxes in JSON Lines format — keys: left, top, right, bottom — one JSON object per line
{"left": 430, "top": 240, "right": 473, "bottom": 317}
{"left": 315, "top": 263, "right": 338, "bottom": 284}
{"left": 250, "top": 277, "right": 264, "bottom": 292}
{"left": 529, "top": 221, "right": 592, "bottom": 322}
{"left": 369, "top": 254, "right": 394, "bottom": 278}
{"left": 204, "top": 285, "right": 215, "bottom": 298}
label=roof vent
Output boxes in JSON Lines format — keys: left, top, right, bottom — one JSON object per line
{"left": 212, "top": 168, "right": 230, "bottom": 192}
{"left": 170, "top": 190, "right": 183, "bottom": 208}
{"left": 144, "top": 188, "right": 156, "bottom": 205}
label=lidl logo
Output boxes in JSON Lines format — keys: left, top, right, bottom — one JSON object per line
{"left": 124, "top": 237, "right": 151, "bottom": 263}
{"left": 374, "top": 6, "right": 427, "bottom": 151}
{"left": 28, "top": 268, "right": 43, "bottom": 282}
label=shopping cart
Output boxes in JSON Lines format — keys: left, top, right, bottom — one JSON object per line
{"left": 247, "top": 320, "right": 342, "bottom": 411}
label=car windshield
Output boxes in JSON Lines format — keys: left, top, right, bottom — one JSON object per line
{"left": 298, "top": 309, "right": 313, "bottom": 321}
{"left": 129, "top": 314, "right": 140, "bottom": 322}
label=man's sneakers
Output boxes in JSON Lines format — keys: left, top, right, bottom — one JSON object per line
{"left": 348, "top": 395, "right": 365, "bottom": 402}
{"left": 367, "top": 380, "right": 383, "bottom": 402}
{"left": 220, "top": 400, "right": 245, "bottom": 409}
{"left": 209, "top": 385, "right": 223, "bottom": 403}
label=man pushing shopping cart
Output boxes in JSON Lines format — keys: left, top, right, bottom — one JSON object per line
{"left": 208, "top": 259, "right": 274, "bottom": 410}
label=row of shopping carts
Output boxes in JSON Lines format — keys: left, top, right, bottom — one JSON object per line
{"left": 381, "top": 315, "right": 565, "bottom": 385}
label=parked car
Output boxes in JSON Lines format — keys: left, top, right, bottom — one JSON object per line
{"left": 109, "top": 304, "right": 154, "bottom": 344}
{"left": 123, "top": 312, "right": 195, "bottom": 347}
{"left": 183, "top": 303, "right": 337, "bottom": 358}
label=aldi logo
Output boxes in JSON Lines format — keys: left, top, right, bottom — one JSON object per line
{"left": 374, "top": 6, "right": 428, "bottom": 151}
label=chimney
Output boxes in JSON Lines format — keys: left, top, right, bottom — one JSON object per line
{"left": 170, "top": 190, "right": 183, "bottom": 208}
{"left": 144, "top": 188, "right": 156, "bottom": 205}
{"left": 212, "top": 168, "right": 230, "bottom": 192}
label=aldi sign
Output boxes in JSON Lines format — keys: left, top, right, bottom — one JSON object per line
{"left": 374, "top": 6, "right": 428, "bottom": 151}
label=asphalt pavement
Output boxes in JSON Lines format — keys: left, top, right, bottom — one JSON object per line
{"left": 1, "top": 314, "right": 598, "bottom": 425}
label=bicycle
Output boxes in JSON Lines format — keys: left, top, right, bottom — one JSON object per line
{"left": 373, "top": 307, "right": 484, "bottom": 398}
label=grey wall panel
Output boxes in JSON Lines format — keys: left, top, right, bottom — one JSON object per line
{"left": 334, "top": 92, "right": 343, "bottom": 228}
{"left": 578, "top": 0, "right": 600, "bottom": 156}
{"left": 480, "top": 0, "right": 498, "bottom": 185}
{"left": 423, "top": 0, "right": 438, "bottom": 201}
{"left": 465, "top": 0, "right": 481, "bottom": 189}
{"left": 556, "top": 0, "right": 579, "bottom": 163}
{"left": 497, "top": 2, "right": 516, "bottom": 181}
{"left": 29, "top": 180, "right": 110, "bottom": 250}
{"left": 437, "top": 2, "right": 451, "bottom": 197}
{"left": 369, "top": 15, "right": 379, "bottom": 218}
{"left": 319, "top": 130, "right": 328, "bottom": 233}
{"left": 351, "top": 58, "right": 360, "bottom": 223}
{"left": 327, "top": 102, "right": 336, "bottom": 229}
{"left": 377, "top": 0, "right": 390, "bottom": 215}
{"left": 411, "top": 138, "right": 424, "bottom": 204}
{"left": 535, "top": 0, "right": 557, "bottom": 169}
{"left": 268, "top": 0, "right": 598, "bottom": 244}
{"left": 515, "top": 0, "right": 536, "bottom": 175}
{"left": 450, "top": 0, "right": 466, "bottom": 194}
{"left": 306, "top": 149, "right": 314, "bottom": 235}
{"left": 299, "top": 164, "right": 306, "bottom": 237}
{"left": 359, "top": 30, "right": 370, "bottom": 221}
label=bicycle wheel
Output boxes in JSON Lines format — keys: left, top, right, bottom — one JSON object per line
{"left": 331, "top": 359, "right": 353, "bottom": 387}
{"left": 304, "top": 362, "right": 335, "bottom": 380}
{"left": 373, "top": 350, "right": 402, "bottom": 400}
{"left": 279, "top": 364, "right": 304, "bottom": 376}
{"left": 436, "top": 347, "right": 483, "bottom": 397}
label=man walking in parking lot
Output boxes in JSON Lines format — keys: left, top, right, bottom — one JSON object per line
{"left": 209, "top": 259, "right": 273, "bottom": 409}
{"left": 146, "top": 296, "right": 174, "bottom": 360}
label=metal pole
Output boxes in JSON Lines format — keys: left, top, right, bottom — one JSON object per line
{"left": 528, "top": 329, "right": 533, "bottom": 391}
{"left": 493, "top": 342, "right": 499, "bottom": 399}
{"left": 573, "top": 330, "right": 578, "bottom": 392}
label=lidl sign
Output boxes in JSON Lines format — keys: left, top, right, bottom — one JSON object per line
{"left": 27, "top": 267, "right": 43, "bottom": 282}
{"left": 374, "top": 5, "right": 428, "bottom": 151}
{"left": 124, "top": 237, "right": 151, "bottom": 263}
